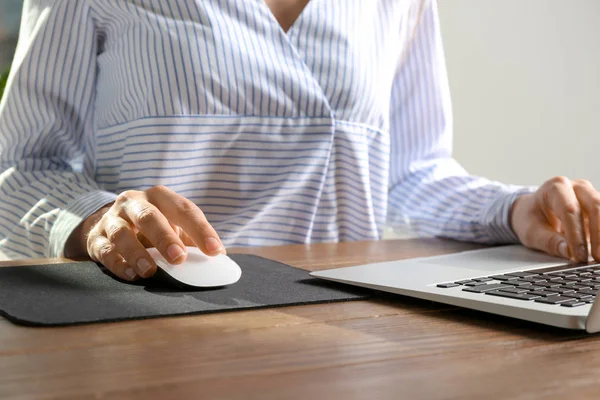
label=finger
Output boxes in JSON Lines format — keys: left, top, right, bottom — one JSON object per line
{"left": 522, "top": 223, "right": 570, "bottom": 260}
{"left": 137, "top": 228, "right": 196, "bottom": 247}
{"left": 116, "top": 192, "right": 188, "bottom": 264}
{"left": 543, "top": 177, "right": 587, "bottom": 261}
{"left": 178, "top": 229, "right": 198, "bottom": 247}
{"left": 136, "top": 232, "right": 152, "bottom": 248}
{"left": 573, "top": 180, "right": 600, "bottom": 260}
{"left": 103, "top": 214, "right": 157, "bottom": 278}
{"left": 146, "top": 186, "right": 225, "bottom": 256}
{"left": 88, "top": 234, "right": 138, "bottom": 281}
{"left": 541, "top": 206, "right": 561, "bottom": 232}
{"left": 169, "top": 223, "right": 197, "bottom": 247}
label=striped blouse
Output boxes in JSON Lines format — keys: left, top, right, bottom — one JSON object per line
{"left": 0, "top": 0, "right": 532, "bottom": 259}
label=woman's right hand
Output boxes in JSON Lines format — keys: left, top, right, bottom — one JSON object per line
{"left": 65, "top": 186, "right": 225, "bottom": 281}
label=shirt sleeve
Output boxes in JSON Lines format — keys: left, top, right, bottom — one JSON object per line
{"left": 0, "top": 0, "right": 116, "bottom": 259}
{"left": 386, "top": 0, "right": 536, "bottom": 244}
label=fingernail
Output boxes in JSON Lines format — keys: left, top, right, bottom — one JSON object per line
{"left": 167, "top": 244, "right": 186, "bottom": 262}
{"left": 578, "top": 245, "right": 588, "bottom": 262}
{"left": 125, "top": 268, "right": 137, "bottom": 280}
{"left": 136, "top": 258, "right": 152, "bottom": 275}
{"left": 558, "top": 242, "right": 569, "bottom": 259}
{"left": 205, "top": 237, "right": 224, "bottom": 254}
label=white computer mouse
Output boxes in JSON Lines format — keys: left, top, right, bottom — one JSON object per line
{"left": 146, "top": 247, "right": 242, "bottom": 288}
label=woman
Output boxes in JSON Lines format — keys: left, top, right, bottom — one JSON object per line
{"left": 1, "top": 0, "right": 598, "bottom": 281}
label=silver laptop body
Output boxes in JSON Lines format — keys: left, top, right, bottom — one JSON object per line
{"left": 310, "top": 245, "right": 600, "bottom": 333}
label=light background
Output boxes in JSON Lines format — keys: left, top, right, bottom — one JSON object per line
{"left": 438, "top": 0, "right": 600, "bottom": 188}
{"left": 1, "top": 1, "right": 599, "bottom": 246}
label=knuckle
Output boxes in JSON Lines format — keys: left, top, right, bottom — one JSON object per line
{"left": 562, "top": 202, "right": 579, "bottom": 216}
{"left": 106, "top": 224, "right": 130, "bottom": 242}
{"left": 179, "top": 198, "right": 201, "bottom": 216}
{"left": 136, "top": 206, "right": 158, "bottom": 225}
{"left": 573, "top": 179, "right": 592, "bottom": 189}
{"left": 97, "top": 243, "right": 116, "bottom": 261}
{"left": 548, "top": 176, "right": 570, "bottom": 187}
{"left": 148, "top": 185, "right": 169, "bottom": 195}
{"left": 115, "top": 190, "right": 136, "bottom": 205}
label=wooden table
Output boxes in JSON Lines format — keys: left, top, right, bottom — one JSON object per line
{"left": 1, "top": 239, "right": 600, "bottom": 400}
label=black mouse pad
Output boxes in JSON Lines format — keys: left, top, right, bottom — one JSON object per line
{"left": 0, "top": 254, "right": 371, "bottom": 327}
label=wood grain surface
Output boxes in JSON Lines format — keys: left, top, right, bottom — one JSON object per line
{"left": 1, "top": 239, "right": 598, "bottom": 400}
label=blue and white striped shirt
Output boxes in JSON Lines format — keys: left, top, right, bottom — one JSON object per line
{"left": 0, "top": 0, "right": 532, "bottom": 259}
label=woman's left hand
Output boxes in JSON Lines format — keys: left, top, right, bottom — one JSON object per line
{"left": 511, "top": 177, "right": 600, "bottom": 262}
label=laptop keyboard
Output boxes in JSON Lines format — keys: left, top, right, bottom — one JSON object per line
{"left": 436, "top": 263, "right": 600, "bottom": 308}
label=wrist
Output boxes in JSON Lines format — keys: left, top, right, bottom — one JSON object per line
{"left": 64, "top": 203, "right": 113, "bottom": 258}
{"left": 509, "top": 193, "right": 533, "bottom": 239}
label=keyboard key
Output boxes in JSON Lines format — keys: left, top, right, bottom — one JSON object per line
{"left": 561, "top": 302, "right": 587, "bottom": 308}
{"left": 463, "top": 283, "right": 514, "bottom": 293}
{"left": 545, "top": 287, "right": 576, "bottom": 294}
{"left": 510, "top": 284, "right": 537, "bottom": 292}
{"left": 537, "top": 282, "right": 562, "bottom": 288}
{"left": 547, "top": 277, "right": 565, "bottom": 282}
{"left": 578, "top": 289, "right": 598, "bottom": 296}
{"left": 527, "top": 290, "right": 558, "bottom": 297}
{"left": 579, "top": 268, "right": 596, "bottom": 273}
{"left": 528, "top": 290, "right": 558, "bottom": 297}
{"left": 505, "top": 272, "right": 540, "bottom": 278}
{"left": 547, "top": 272, "right": 571, "bottom": 277}
{"left": 535, "top": 296, "right": 577, "bottom": 305}
{"left": 572, "top": 284, "right": 594, "bottom": 290}
{"left": 499, "top": 287, "right": 529, "bottom": 294}
{"left": 549, "top": 272, "right": 576, "bottom": 279}
{"left": 455, "top": 280, "right": 474, "bottom": 284}
{"left": 437, "top": 283, "right": 460, "bottom": 288}
{"left": 511, "top": 279, "right": 540, "bottom": 286}
{"left": 562, "top": 293, "right": 594, "bottom": 300}
{"left": 524, "top": 285, "right": 543, "bottom": 291}
{"left": 485, "top": 290, "right": 540, "bottom": 301}
{"left": 464, "top": 282, "right": 487, "bottom": 286}
{"left": 561, "top": 284, "right": 579, "bottom": 289}
{"left": 473, "top": 277, "right": 493, "bottom": 282}
{"left": 489, "top": 275, "right": 519, "bottom": 281}
{"left": 519, "top": 277, "right": 547, "bottom": 284}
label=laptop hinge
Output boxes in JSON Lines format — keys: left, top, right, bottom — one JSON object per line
{"left": 586, "top": 295, "right": 600, "bottom": 333}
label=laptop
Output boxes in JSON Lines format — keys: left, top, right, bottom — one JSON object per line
{"left": 310, "top": 245, "right": 600, "bottom": 333}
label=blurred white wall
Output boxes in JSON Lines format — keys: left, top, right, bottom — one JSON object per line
{"left": 438, "top": 0, "right": 600, "bottom": 187}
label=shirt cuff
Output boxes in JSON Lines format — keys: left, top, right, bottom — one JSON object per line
{"left": 48, "top": 189, "right": 118, "bottom": 257}
{"left": 480, "top": 185, "right": 538, "bottom": 244}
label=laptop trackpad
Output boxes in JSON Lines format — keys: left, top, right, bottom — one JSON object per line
{"left": 416, "top": 245, "right": 565, "bottom": 272}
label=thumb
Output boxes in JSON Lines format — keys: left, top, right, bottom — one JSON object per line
{"left": 528, "top": 226, "right": 570, "bottom": 259}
